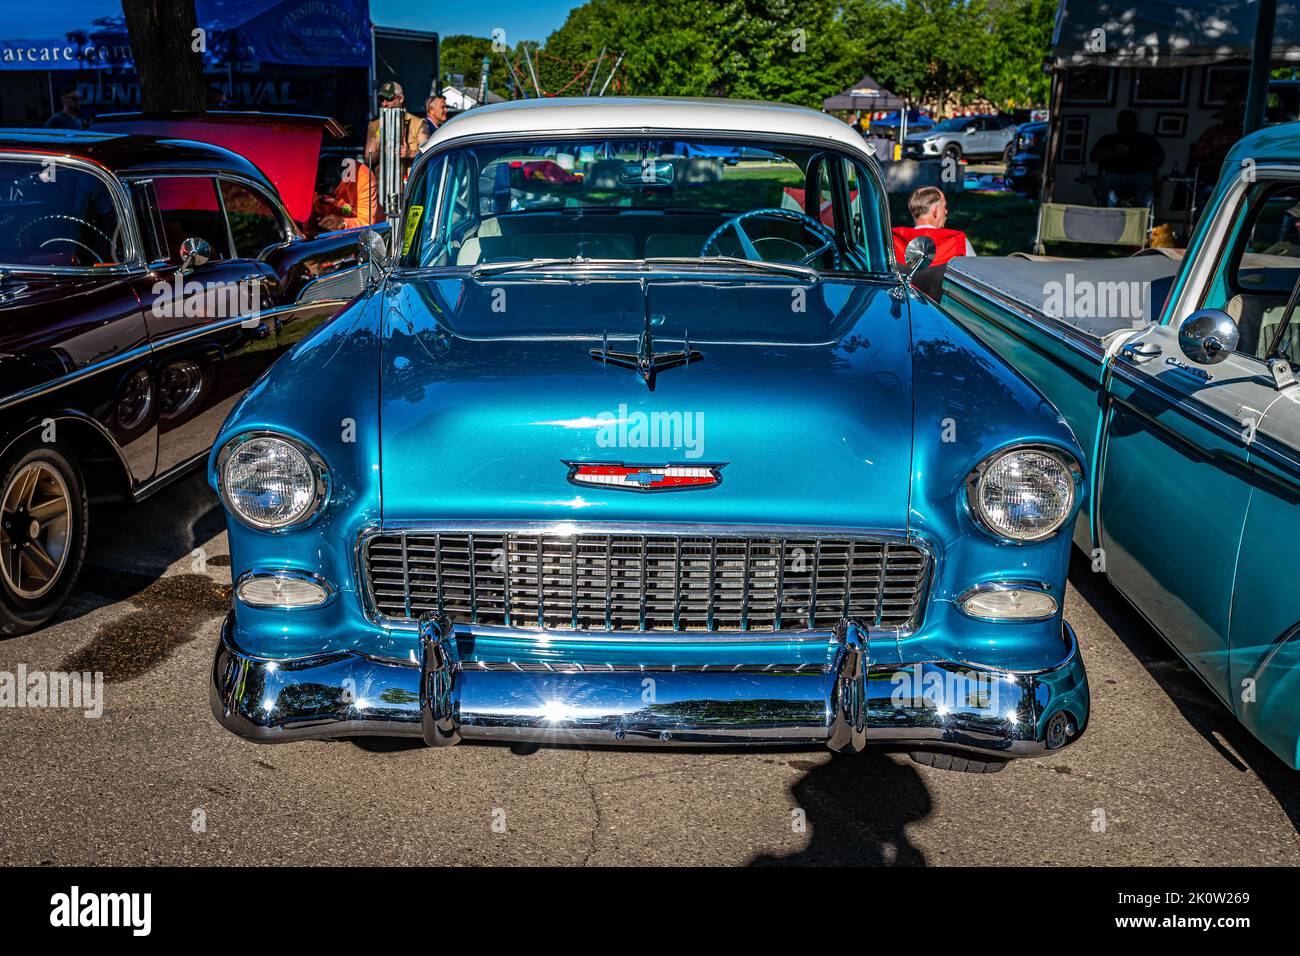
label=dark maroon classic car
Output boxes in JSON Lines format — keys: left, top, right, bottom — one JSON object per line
{"left": 0, "top": 127, "right": 385, "bottom": 634}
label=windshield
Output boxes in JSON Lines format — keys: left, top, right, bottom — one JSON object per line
{"left": 399, "top": 137, "right": 890, "bottom": 275}
{"left": 0, "top": 158, "right": 126, "bottom": 269}
{"left": 930, "top": 118, "right": 975, "bottom": 133}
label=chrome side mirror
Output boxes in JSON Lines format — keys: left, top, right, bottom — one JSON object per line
{"left": 903, "top": 235, "right": 936, "bottom": 281}
{"left": 1178, "top": 308, "right": 1238, "bottom": 365}
{"left": 179, "top": 237, "right": 212, "bottom": 273}
{"left": 362, "top": 228, "right": 390, "bottom": 288}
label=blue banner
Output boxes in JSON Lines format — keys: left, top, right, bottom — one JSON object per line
{"left": 0, "top": 0, "right": 372, "bottom": 70}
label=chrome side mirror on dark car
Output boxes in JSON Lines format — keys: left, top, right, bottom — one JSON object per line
{"left": 179, "top": 237, "right": 212, "bottom": 273}
{"left": 1178, "top": 308, "right": 1239, "bottom": 365}
{"left": 903, "top": 235, "right": 936, "bottom": 281}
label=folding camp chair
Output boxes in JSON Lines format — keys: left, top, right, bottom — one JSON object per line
{"left": 1033, "top": 202, "right": 1152, "bottom": 254}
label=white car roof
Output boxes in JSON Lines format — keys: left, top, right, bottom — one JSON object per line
{"left": 427, "top": 96, "right": 875, "bottom": 159}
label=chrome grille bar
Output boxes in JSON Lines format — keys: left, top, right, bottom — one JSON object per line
{"left": 366, "top": 529, "right": 929, "bottom": 632}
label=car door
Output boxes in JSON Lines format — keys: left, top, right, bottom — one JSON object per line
{"left": 1095, "top": 170, "right": 1300, "bottom": 705}
{"left": 1211, "top": 176, "right": 1300, "bottom": 764}
{"left": 130, "top": 174, "right": 279, "bottom": 476}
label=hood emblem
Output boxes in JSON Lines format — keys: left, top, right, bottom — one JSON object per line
{"left": 565, "top": 461, "right": 725, "bottom": 492}
{"left": 591, "top": 311, "right": 702, "bottom": 391}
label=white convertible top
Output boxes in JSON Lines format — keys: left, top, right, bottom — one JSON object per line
{"left": 427, "top": 96, "right": 873, "bottom": 158}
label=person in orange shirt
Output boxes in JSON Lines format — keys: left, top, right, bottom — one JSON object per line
{"left": 314, "top": 159, "right": 382, "bottom": 232}
{"left": 891, "top": 186, "right": 975, "bottom": 267}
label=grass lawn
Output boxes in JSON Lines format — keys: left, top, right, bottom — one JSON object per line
{"left": 887, "top": 189, "right": 1138, "bottom": 259}
{"left": 888, "top": 190, "right": 1039, "bottom": 257}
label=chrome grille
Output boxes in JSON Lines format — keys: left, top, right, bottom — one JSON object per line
{"left": 365, "top": 530, "right": 928, "bottom": 632}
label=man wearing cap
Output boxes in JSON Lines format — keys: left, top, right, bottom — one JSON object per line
{"left": 46, "top": 86, "right": 85, "bottom": 130}
{"left": 365, "top": 81, "right": 424, "bottom": 172}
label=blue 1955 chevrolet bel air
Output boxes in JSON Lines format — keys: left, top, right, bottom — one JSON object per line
{"left": 943, "top": 122, "right": 1300, "bottom": 770}
{"left": 207, "top": 98, "right": 1089, "bottom": 772}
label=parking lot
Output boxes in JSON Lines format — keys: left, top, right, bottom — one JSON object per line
{"left": 1, "top": 471, "right": 1297, "bottom": 867}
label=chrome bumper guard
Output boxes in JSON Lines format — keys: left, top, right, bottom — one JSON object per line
{"left": 210, "top": 612, "right": 1087, "bottom": 757}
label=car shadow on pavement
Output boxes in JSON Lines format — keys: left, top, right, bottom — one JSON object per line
{"left": 18, "top": 469, "right": 235, "bottom": 683}
{"left": 55, "top": 469, "right": 228, "bottom": 627}
{"left": 750, "top": 751, "right": 931, "bottom": 866}
{"left": 1067, "top": 549, "right": 1300, "bottom": 834}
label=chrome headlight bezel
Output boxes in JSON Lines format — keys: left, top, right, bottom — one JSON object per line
{"left": 216, "top": 431, "right": 330, "bottom": 532}
{"left": 965, "top": 445, "right": 1082, "bottom": 543}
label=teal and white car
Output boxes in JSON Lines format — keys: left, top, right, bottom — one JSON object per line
{"left": 943, "top": 122, "right": 1300, "bottom": 769}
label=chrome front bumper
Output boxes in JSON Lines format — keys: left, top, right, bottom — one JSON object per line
{"left": 210, "top": 612, "right": 1088, "bottom": 758}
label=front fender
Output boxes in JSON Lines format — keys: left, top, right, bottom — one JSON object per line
{"left": 208, "top": 290, "right": 389, "bottom": 659}
{"left": 901, "top": 295, "right": 1086, "bottom": 674}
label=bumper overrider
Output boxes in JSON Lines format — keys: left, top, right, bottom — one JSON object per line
{"left": 210, "top": 612, "right": 1089, "bottom": 758}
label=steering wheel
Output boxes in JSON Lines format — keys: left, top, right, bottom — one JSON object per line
{"left": 16, "top": 214, "right": 115, "bottom": 264}
{"left": 700, "top": 207, "right": 840, "bottom": 268}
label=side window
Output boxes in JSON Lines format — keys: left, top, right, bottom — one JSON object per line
{"left": 1201, "top": 180, "right": 1300, "bottom": 359}
{"left": 842, "top": 158, "right": 888, "bottom": 272}
{"left": 430, "top": 154, "right": 476, "bottom": 265}
{"left": 129, "top": 181, "right": 164, "bottom": 263}
{"left": 152, "top": 177, "right": 230, "bottom": 263}
{"left": 815, "top": 159, "right": 836, "bottom": 229}
{"left": 219, "top": 180, "right": 285, "bottom": 258}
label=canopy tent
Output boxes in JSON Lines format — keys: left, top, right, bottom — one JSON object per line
{"left": 823, "top": 76, "right": 906, "bottom": 112}
{"left": 1053, "top": 0, "right": 1300, "bottom": 67}
{"left": 869, "top": 109, "right": 934, "bottom": 130}
{"left": 0, "top": 0, "right": 371, "bottom": 70}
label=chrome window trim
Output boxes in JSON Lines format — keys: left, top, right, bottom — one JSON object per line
{"left": 1, "top": 299, "right": 328, "bottom": 410}
{"left": 964, "top": 444, "right": 1083, "bottom": 543}
{"left": 120, "top": 169, "right": 299, "bottom": 262}
{"left": 215, "top": 430, "right": 331, "bottom": 533}
{"left": 214, "top": 173, "right": 300, "bottom": 251}
{"left": 354, "top": 521, "right": 934, "bottom": 638}
{"left": 0, "top": 151, "right": 145, "bottom": 273}
{"left": 399, "top": 128, "right": 893, "bottom": 275}
{"left": 955, "top": 579, "right": 1058, "bottom": 623}
{"left": 0, "top": 340, "right": 152, "bottom": 411}
{"left": 1163, "top": 163, "right": 1300, "bottom": 328}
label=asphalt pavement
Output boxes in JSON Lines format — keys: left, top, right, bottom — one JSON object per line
{"left": 1, "top": 471, "right": 1297, "bottom": 866}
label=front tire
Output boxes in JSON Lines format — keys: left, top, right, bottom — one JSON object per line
{"left": 0, "top": 441, "right": 89, "bottom": 636}
{"left": 909, "top": 749, "right": 1007, "bottom": 773}
{"left": 1002, "top": 143, "right": 1014, "bottom": 164}
{"left": 942, "top": 143, "right": 962, "bottom": 162}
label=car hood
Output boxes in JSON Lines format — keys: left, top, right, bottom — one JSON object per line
{"left": 377, "top": 274, "right": 915, "bottom": 528}
{"left": 904, "top": 133, "right": 937, "bottom": 143}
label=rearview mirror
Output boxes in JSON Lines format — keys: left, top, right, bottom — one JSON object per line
{"left": 903, "top": 235, "right": 936, "bottom": 281}
{"left": 179, "top": 237, "right": 212, "bottom": 273}
{"left": 619, "top": 160, "right": 675, "bottom": 187}
{"left": 1178, "top": 308, "right": 1238, "bottom": 365}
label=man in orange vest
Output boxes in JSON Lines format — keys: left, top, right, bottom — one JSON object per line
{"left": 892, "top": 186, "right": 975, "bottom": 267}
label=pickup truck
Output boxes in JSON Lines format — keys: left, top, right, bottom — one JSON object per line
{"left": 942, "top": 122, "right": 1300, "bottom": 769}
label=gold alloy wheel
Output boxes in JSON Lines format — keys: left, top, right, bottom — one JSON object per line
{"left": 0, "top": 461, "right": 72, "bottom": 600}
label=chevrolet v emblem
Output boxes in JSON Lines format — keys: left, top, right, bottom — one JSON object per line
{"left": 591, "top": 311, "right": 701, "bottom": 391}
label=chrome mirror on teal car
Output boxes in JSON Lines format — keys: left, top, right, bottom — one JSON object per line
{"left": 1178, "top": 308, "right": 1239, "bottom": 365}
{"left": 903, "top": 234, "right": 935, "bottom": 281}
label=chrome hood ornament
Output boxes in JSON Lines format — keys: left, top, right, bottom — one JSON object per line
{"left": 591, "top": 309, "right": 702, "bottom": 391}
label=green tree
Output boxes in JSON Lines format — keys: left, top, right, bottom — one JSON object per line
{"left": 983, "top": 0, "right": 1055, "bottom": 108}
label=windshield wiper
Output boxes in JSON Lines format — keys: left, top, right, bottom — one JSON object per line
{"left": 645, "top": 256, "right": 820, "bottom": 279}
{"left": 468, "top": 256, "right": 614, "bottom": 278}
{"left": 468, "top": 255, "right": 820, "bottom": 281}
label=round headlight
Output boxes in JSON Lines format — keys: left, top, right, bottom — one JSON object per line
{"left": 969, "top": 448, "right": 1076, "bottom": 541}
{"left": 219, "top": 434, "right": 326, "bottom": 530}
